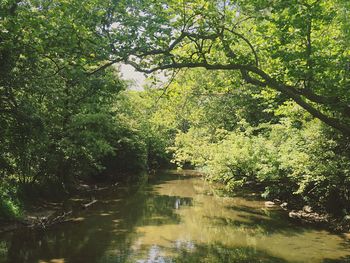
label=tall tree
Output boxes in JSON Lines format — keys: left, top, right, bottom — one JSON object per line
{"left": 106, "top": 0, "right": 350, "bottom": 136}
{"left": 0, "top": 0, "right": 125, "bottom": 184}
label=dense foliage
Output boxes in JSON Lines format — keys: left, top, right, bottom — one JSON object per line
{"left": 1, "top": 0, "right": 350, "bottom": 220}
{"left": 105, "top": 0, "right": 350, "bottom": 216}
{"left": 0, "top": 0, "right": 167, "bottom": 218}
{"left": 162, "top": 69, "right": 350, "bottom": 216}
{"left": 108, "top": 0, "right": 350, "bottom": 136}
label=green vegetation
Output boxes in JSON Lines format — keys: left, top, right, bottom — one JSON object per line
{"left": 0, "top": 182, "right": 21, "bottom": 218}
{"left": 168, "top": 72, "right": 350, "bottom": 215}
{"left": 140, "top": 69, "right": 350, "bottom": 216}
{"left": 0, "top": 0, "right": 169, "bottom": 217}
{"left": 1, "top": 0, "right": 349, "bottom": 221}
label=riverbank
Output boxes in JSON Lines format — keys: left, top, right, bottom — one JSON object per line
{"left": 261, "top": 198, "right": 350, "bottom": 236}
{"left": 224, "top": 182, "right": 350, "bottom": 236}
{"left": 202, "top": 174, "right": 350, "bottom": 236}
{"left": 1, "top": 172, "right": 349, "bottom": 239}
{"left": 0, "top": 181, "right": 119, "bottom": 234}
{"left": 1, "top": 171, "right": 349, "bottom": 263}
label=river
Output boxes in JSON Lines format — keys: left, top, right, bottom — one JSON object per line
{"left": 0, "top": 170, "right": 349, "bottom": 263}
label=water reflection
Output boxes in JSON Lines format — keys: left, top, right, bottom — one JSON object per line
{"left": 0, "top": 171, "right": 349, "bottom": 263}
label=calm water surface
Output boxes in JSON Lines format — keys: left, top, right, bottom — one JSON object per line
{"left": 0, "top": 171, "right": 349, "bottom": 263}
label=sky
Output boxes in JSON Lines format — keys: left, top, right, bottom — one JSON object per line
{"left": 119, "top": 64, "right": 147, "bottom": 90}
{"left": 119, "top": 63, "right": 169, "bottom": 91}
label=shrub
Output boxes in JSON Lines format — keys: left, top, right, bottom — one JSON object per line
{"left": 0, "top": 181, "right": 21, "bottom": 219}
{"left": 172, "top": 119, "right": 350, "bottom": 215}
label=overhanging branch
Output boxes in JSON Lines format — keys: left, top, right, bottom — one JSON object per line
{"left": 126, "top": 59, "right": 350, "bottom": 136}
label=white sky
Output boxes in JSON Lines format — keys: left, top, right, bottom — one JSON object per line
{"left": 119, "top": 64, "right": 147, "bottom": 90}
{"left": 119, "top": 63, "right": 169, "bottom": 90}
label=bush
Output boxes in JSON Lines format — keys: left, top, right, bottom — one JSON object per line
{"left": 0, "top": 181, "right": 21, "bottom": 219}
{"left": 172, "top": 119, "right": 350, "bottom": 215}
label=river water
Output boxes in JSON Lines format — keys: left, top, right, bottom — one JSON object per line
{"left": 0, "top": 171, "right": 349, "bottom": 263}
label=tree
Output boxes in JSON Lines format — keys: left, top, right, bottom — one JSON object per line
{"left": 106, "top": 0, "right": 350, "bottom": 136}
{"left": 0, "top": 0, "right": 126, "bottom": 186}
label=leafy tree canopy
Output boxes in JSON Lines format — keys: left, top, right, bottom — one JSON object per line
{"left": 105, "top": 0, "right": 350, "bottom": 136}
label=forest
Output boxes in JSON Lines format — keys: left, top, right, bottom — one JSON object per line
{"left": 1, "top": 0, "right": 350, "bottom": 241}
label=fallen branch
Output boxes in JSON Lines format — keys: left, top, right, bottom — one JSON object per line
{"left": 24, "top": 210, "right": 73, "bottom": 229}
{"left": 82, "top": 199, "right": 97, "bottom": 209}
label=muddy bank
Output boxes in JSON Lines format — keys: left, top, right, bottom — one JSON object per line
{"left": 0, "top": 182, "right": 118, "bottom": 234}
{"left": 263, "top": 199, "right": 350, "bottom": 236}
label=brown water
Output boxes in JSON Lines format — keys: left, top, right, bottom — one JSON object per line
{"left": 0, "top": 171, "right": 349, "bottom": 263}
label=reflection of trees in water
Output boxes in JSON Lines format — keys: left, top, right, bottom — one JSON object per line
{"left": 1, "top": 176, "right": 349, "bottom": 263}
{"left": 323, "top": 256, "right": 350, "bottom": 263}
{"left": 209, "top": 204, "right": 306, "bottom": 237}
{"left": 4, "top": 213, "right": 132, "bottom": 262}
{"left": 139, "top": 195, "right": 192, "bottom": 226}
{"left": 172, "top": 243, "right": 288, "bottom": 263}
{"left": 0, "top": 241, "right": 7, "bottom": 260}
{"left": 174, "top": 198, "right": 191, "bottom": 210}
{"left": 130, "top": 243, "right": 288, "bottom": 263}
{"left": 1, "top": 180, "right": 193, "bottom": 263}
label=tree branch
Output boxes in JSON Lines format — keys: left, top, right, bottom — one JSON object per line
{"left": 223, "top": 27, "right": 259, "bottom": 67}
{"left": 126, "top": 59, "right": 350, "bottom": 136}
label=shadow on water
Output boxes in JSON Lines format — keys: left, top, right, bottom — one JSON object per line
{"left": 323, "top": 256, "right": 350, "bottom": 263}
{"left": 0, "top": 173, "right": 194, "bottom": 263}
{"left": 207, "top": 204, "right": 307, "bottom": 236}
{"left": 0, "top": 171, "right": 349, "bottom": 263}
{"left": 170, "top": 243, "right": 288, "bottom": 263}
{"left": 127, "top": 243, "right": 289, "bottom": 263}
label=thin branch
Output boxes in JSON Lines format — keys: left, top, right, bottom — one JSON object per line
{"left": 224, "top": 27, "right": 259, "bottom": 67}
{"left": 86, "top": 58, "right": 121, "bottom": 76}
{"left": 129, "top": 31, "right": 220, "bottom": 59}
{"left": 126, "top": 59, "right": 350, "bottom": 136}
{"left": 153, "top": 69, "right": 180, "bottom": 106}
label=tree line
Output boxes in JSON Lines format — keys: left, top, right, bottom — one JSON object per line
{"left": 1, "top": 0, "right": 349, "bottom": 219}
